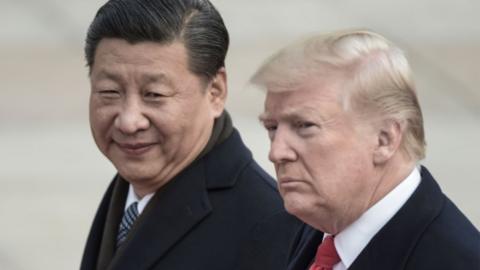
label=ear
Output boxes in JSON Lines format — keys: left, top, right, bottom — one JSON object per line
{"left": 207, "top": 67, "right": 228, "bottom": 118}
{"left": 373, "top": 119, "right": 404, "bottom": 165}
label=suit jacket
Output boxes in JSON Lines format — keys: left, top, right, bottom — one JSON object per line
{"left": 81, "top": 130, "right": 301, "bottom": 270}
{"left": 288, "top": 166, "right": 480, "bottom": 270}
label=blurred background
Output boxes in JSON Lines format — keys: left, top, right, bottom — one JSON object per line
{"left": 0, "top": 0, "right": 479, "bottom": 269}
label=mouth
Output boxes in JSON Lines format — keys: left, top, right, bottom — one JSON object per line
{"left": 115, "top": 142, "right": 156, "bottom": 156}
{"left": 278, "top": 177, "right": 305, "bottom": 189}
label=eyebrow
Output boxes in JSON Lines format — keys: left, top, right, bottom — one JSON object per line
{"left": 93, "top": 70, "right": 174, "bottom": 88}
{"left": 93, "top": 70, "right": 123, "bottom": 82}
{"left": 140, "top": 72, "right": 171, "bottom": 85}
{"left": 259, "top": 106, "right": 324, "bottom": 122}
{"left": 258, "top": 109, "right": 302, "bottom": 123}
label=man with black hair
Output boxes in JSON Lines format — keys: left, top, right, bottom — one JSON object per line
{"left": 80, "top": 0, "right": 300, "bottom": 269}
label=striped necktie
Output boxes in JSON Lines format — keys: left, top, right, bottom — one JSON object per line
{"left": 116, "top": 201, "right": 139, "bottom": 247}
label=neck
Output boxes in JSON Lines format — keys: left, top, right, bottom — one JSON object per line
{"left": 326, "top": 156, "right": 416, "bottom": 235}
{"left": 367, "top": 156, "right": 416, "bottom": 212}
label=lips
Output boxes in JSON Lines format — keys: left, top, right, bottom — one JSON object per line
{"left": 115, "top": 142, "right": 156, "bottom": 155}
{"left": 278, "top": 176, "right": 305, "bottom": 187}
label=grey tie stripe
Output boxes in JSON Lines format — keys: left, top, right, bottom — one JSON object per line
{"left": 117, "top": 201, "right": 139, "bottom": 247}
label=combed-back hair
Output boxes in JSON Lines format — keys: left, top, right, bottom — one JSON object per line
{"left": 251, "top": 30, "right": 426, "bottom": 161}
{"left": 85, "top": 0, "right": 229, "bottom": 80}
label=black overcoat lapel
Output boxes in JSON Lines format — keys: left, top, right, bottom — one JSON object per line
{"left": 349, "top": 167, "right": 445, "bottom": 270}
{"left": 288, "top": 225, "right": 324, "bottom": 270}
{"left": 108, "top": 160, "right": 212, "bottom": 270}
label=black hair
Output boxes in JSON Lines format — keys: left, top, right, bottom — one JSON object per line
{"left": 85, "top": 0, "right": 229, "bottom": 80}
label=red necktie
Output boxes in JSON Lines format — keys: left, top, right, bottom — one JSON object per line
{"left": 309, "top": 235, "right": 341, "bottom": 270}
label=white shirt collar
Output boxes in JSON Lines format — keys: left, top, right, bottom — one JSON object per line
{"left": 332, "top": 166, "right": 421, "bottom": 269}
{"left": 124, "top": 184, "right": 155, "bottom": 214}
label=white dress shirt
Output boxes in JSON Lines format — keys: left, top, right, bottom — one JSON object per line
{"left": 124, "top": 184, "right": 155, "bottom": 215}
{"left": 330, "top": 166, "right": 421, "bottom": 270}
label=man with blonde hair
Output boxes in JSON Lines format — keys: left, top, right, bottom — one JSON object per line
{"left": 252, "top": 30, "right": 479, "bottom": 270}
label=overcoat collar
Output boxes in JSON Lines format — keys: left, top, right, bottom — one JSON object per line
{"left": 288, "top": 167, "right": 444, "bottom": 270}
{"left": 104, "top": 129, "right": 252, "bottom": 269}
{"left": 287, "top": 225, "right": 324, "bottom": 270}
{"left": 96, "top": 178, "right": 128, "bottom": 270}
{"left": 203, "top": 130, "right": 252, "bottom": 189}
{"left": 348, "top": 166, "right": 445, "bottom": 270}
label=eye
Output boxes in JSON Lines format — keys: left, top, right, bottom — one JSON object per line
{"left": 97, "top": 90, "right": 120, "bottom": 99}
{"left": 263, "top": 122, "right": 277, "bottom": 140}
{"left": 262, "top": 121, "right": 277, "bottom": 132}
{"left": 294, "top": 121, "right": 318, "bottom": 137}
{"left": 295, "top": 121, "right": 315, "bottom": 129}
{"left": 144, "top": 91, "right": 166, "bottom": 100}
{"left": 264, "top": 124, "right": 277, "bottom": 132}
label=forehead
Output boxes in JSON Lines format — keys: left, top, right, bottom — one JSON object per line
{"left": 91, "top": 38, "right": 190, "bottom": 80}
{"left": 263, "top": 75, "right": 345, "bottom": 118}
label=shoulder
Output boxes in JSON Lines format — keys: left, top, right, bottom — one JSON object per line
{"left": 239, "top": 160, "right": 279, "bottom": 193}
{"left": 226, "top": 159, "right": 304, "bottom": 269}
{"left": 407, "top": 194, "right": 480, "bottom": 268}
{"left": 234, "top": 186, "right": 303, "bottom": 269}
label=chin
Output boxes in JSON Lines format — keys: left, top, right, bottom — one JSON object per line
{"left": 282, "top": 193, "right": 309, "bottom": 217}
{"left": 118, "top": 171, "right": 149, "bottom": 183}
{"left": 283, "top": 194, "right": 326, "bottom": 226}
{"left": 116, "top": 163, "right": 156, "bottom": 182}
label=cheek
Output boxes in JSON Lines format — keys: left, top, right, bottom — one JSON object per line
{"left": 148, "top": 108, "right": 182, "bottom": 139}
{"left": 303, "top": 158, "right": 349, "bottom": 206}
{"left": 90, "top": 109, "right": 110, "bottom": 131}
{"left": 89, "top": 105, "right": 116, "bottom": 144}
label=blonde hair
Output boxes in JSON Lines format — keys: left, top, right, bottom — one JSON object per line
{"left": 251, "top": 29, "right": 426, "bottom": 160}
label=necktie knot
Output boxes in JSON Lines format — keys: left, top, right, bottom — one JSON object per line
{"left": 117, "top": 201, "right": 139, "bottom": 247}
{"left": 309, "top": 235, "right": 340, "bottom": 270}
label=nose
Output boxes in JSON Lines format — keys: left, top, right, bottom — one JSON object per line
{"left": 268, "top": 127, "right": 297, "bottom": 164}
{"left": 114, "top": 98, "right": 149, "bottom": 135}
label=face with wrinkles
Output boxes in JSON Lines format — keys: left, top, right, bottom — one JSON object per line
{"left": 260, "top": 75, "right": 381, "bottom": 234}
{"left": 89, "top": 38, "right": 225, "bottom": 196}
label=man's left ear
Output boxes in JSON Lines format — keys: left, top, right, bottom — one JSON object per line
{"left": 207, "top": 67, "right": 227, "bottom": 117}
{"left": 373, "top": 119, "right": 404, "bottom": 165}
